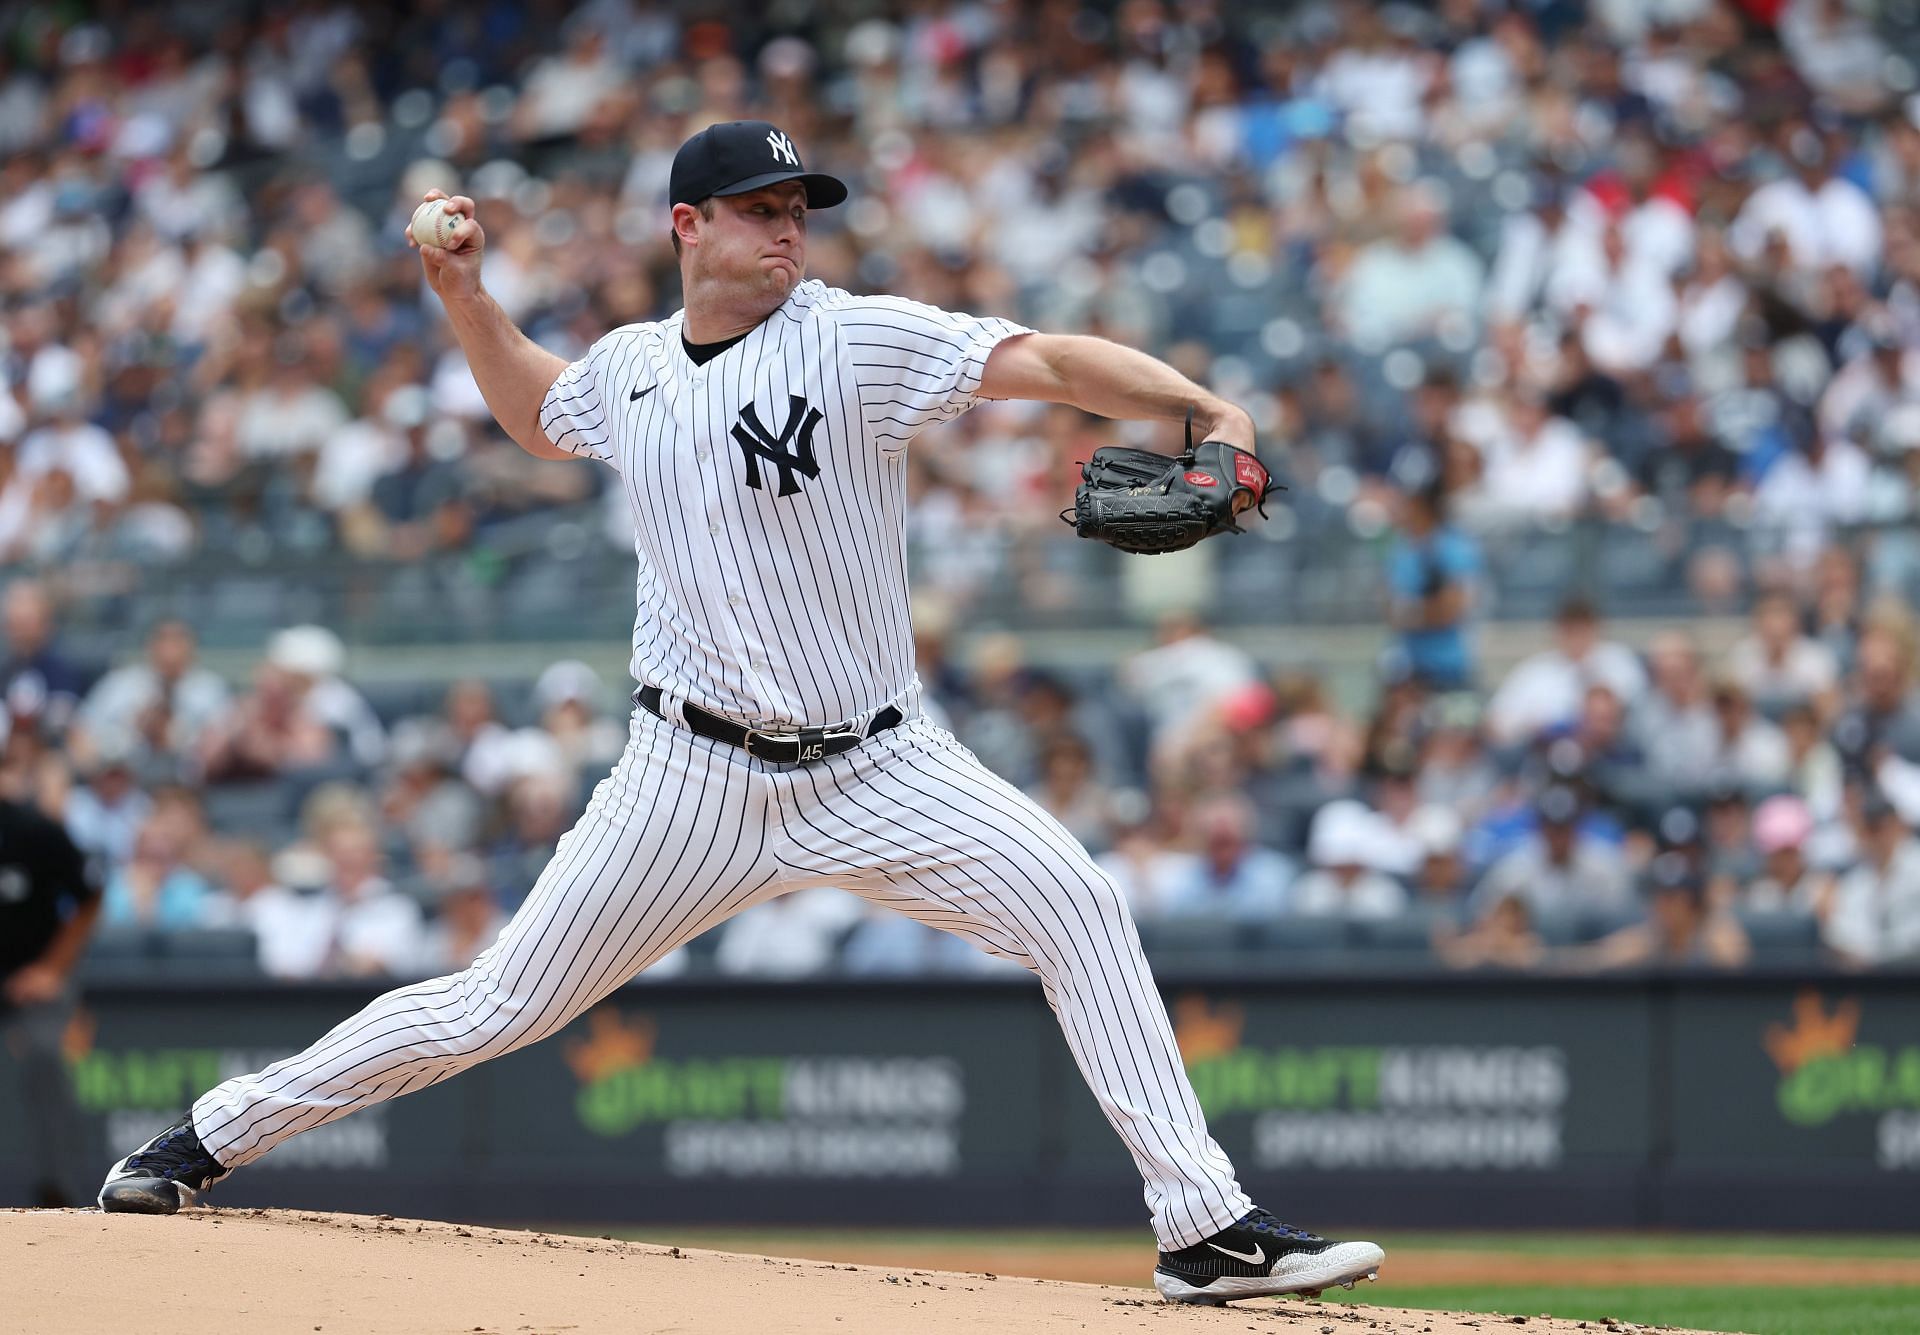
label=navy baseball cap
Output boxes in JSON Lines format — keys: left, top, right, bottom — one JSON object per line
{"left": 670, "top": 120, "right": 848, "bottom": 209}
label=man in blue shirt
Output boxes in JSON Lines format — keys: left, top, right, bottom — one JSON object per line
{"left": 1385, "top": 482, "right": 1482, "bottom": 690}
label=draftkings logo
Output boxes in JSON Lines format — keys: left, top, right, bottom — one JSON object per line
{"left": 1765, "top": 990, "right": 1920, "bottom": 1168}
{"left": 563, "top": 1006, "right": 963, "bottom": 1178}
{"left": 1172, "top": 994, "right": 1568, "bottom": 1171}
{"left": 58, "top": 1007, "right": 387, "bottom": 1170}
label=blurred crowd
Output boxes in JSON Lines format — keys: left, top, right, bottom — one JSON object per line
{"left": 5, "top": 0, "right": 1920, "bottom": 977}
{"left": 3, "top": 564, "right": 1918, "bottom": 980}
{"left": 7, "top": 0, "right": 1920, "bottom": 621}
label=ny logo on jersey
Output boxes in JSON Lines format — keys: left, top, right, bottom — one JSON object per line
{"left": 731, "top": 394, "right": 823, "bottom": 497}
{"left": 767, "top": 129, "right": 799, "bottom": 167}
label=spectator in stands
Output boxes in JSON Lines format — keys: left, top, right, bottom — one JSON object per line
{"left": 714, "top": 888, "right": 864, "bottom": 978}
{"left": 73, "top": 619, "right": 230, "bottom": 782}
{"left": 1725, "top": 589, "right": 1843, "bottom": 720}
{"left": 1383, "top": 481, "right": 1480, "bottom": 690}
{"left": 1433, "top": 893, "right": 1544, "bottom": 971}
{"left": 1334, "top": 182, "right": 1485, "bottom": 349}
{"left": 61, "top": 733, "right": 150, "bottom": 870}
{"left": 344, "top": 414, "right": 474, "bottom": 562}
{"left": 1634, "top": 395, "right": 1740, "bottom": 521}
{"left": 1817, "top": 311, "right": 1918, "bottom": 448}
{"left": 101, "top": 814, "right": 213, "bottom": 929}
{"left": 15, "top": 384, "right": 129, "bottom": 520}
{"left": 1297, "top": 358, "right": 1395, "bottom": 478}
{"left": 1292, "top": 800, "right": 1407, "bottom": 920}
{"left": 1634, "top": 632, "right": 1718, "bottom": 796}
{"left": 1753, "top": 421, "right": 1872, "bottom": 565}
{"left": 489, "top": 767, "right": 580, "bottom": 905}
{"left": 378, "top": 720, "right": 485, "bottom": 865}
{"left": 1024, "top": 734, "right": 1119, "bottom": 855}
{"left": 1471, "top": 785, "right": 1632, "bottom": 923}
{"left": 1729, "top": 120, "right": 1882, "bottom": 277}
{"left": 1561, "top": 682, "right": 1655, "bottom": 814}
{"left": 1675, "top": 228, "right": 1750, "bottom": 373}
{"left": 1704, "top": 676, "right": 1791, "bottom": 792}
{"left": 202, "top": 840, "right": 335, "bottom": 980}
{"left": 1158, "top": 794, "right": 1294, "bottom": 921}
{"left": 1809, "top": 545, "right": 1864, "bottom": 673}
{"left": 416, "top": 853, "right": 509, "bottom": 975}
{"left": 1746, "top": 795, "right": 1834, "bottom": 914}
{"left": 1465, "top": 385, "right": 1593, "bottom": 527}
{"left": 1824, "top": 791, "right": 1920, "bottom": 966}
{"left": 198, "top": 657, "right": 341, "bottom": 783}
{"left": 1781, "top": 0, "right": 1895, "bottom": 111}
{"left": 434, "top": 678, "right": 517, "bottom": 797}
{"left": 1096, "top": 806, "right": 1199, "bottom": 921}
{"left": 1412, "top": 693, "right": 1498, "bottom": 821}
{"left": 1121, "top": 614, "right": 1257, "bottom": 754}
{"left": 1407, "top": 804, "right": 1471, "bottom": 909}
{"left": 0, "top": 579, "right": 92, "bottom": 743}
{"left": 1703, "top": 781, "right": 1761, "bottom": 890}
{"left": 1832, "top": 618, "right": 1920, "bottom": 767}
{"left": 262, "top": 625, "right": 385, "bottom": 770}
{"left": 1487, "top": 596, "right": 1646, "bottom": 746}
{"left": 532, "top": 659, "right": 625, "bottom": 782}
{"left": 1564, "top": 223, "right": 1679, "bottom": 377}
{"left": 316, "top": 817, "right": 423, "bottom": 978}
{"left": 1572, "top": 854, "right": 1752, "bottom": 971}
{"left": 1780, "top": 700, "right": 1846, "bottom": 821}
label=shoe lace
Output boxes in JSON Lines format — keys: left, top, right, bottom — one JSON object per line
{"left": 127, "top": 1123, "right": 215, "bottom": 1181}
{"left": 1240, "top": 1210, "right": 1323, "bottom": 1243}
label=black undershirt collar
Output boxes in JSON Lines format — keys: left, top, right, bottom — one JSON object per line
{"left": 682, "top": 328, "right": 752, "bottom": 366}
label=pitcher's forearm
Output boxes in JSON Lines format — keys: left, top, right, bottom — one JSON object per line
{"left": 442, "top": 288, "right": 572, "bottom": 459}
{"left": 980, "top": 333, "right": 1256, "bottom": 452}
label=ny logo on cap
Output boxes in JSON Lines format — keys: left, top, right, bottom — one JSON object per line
{"left": 767, "top": 129, "right": 799, "bottom": 167}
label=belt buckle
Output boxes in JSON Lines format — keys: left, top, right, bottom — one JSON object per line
{"left": 745, "top": 723, "right": 863, "bottom": 764}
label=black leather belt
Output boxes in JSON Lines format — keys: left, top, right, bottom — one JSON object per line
{"left": 637, "top": 686, "right": 904, "bottom": 765}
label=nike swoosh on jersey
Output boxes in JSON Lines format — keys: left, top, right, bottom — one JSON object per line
{"left": 629, "top": 384, "right": 656, "bottom": 401}
{"left": 1207, "top": 1242, "right": 1267, "bottom": 1266}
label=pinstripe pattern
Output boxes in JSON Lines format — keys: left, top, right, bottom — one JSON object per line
{"left": 183, "top": 281, "right": 1253, "bottom": 1251}
{"left": 773, "top": 718, "right": 1252, "bottom": 1247}
{"left": 534, "top": 280, "right": 1025, "bottom": 729}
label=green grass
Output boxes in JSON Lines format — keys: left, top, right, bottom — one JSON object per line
{"left": 1354, "top": 1284, "right": 1920, "bottom": 1335}
{"left": 1364, "top": 1233, "right": 1920, "bottom": 1260}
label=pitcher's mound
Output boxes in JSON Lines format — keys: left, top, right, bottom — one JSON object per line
{"left": 5, "top": 1208, "right": 1715, "bottom": 1335}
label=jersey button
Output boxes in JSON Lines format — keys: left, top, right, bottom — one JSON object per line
{"left": 708, "top": 522, "right": 721, "bottom": 536}
{"left": 727, "top": 594, "right": 743, "bottom": 607}
{"left": 695, "top": 447, "right": 709, "bottom": 461}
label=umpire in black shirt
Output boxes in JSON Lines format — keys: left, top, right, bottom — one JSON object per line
{"left": 0, "top": 796, "right": 101, "bottom": 1206}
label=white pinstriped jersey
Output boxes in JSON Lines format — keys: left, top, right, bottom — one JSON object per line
{"left": 539, "top": 279, "right": 1029, "bottom": 730}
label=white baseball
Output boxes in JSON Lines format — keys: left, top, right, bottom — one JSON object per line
{"left": 409, "top": 198, "right": 461, "bottom": 249}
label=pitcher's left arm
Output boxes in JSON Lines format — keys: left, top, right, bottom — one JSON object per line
{"left": 978, "top": 332, "right": 1256, "bottom": 454}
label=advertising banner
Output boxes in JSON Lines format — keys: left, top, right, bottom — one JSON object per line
{"left": 2, "top": 974, "right": 1914, "bottom": 1227}
{"left": 1670, "top": 984, "right": 1920, "bottom": 1176}
{"left": 488, "top": 988, "right": 1052, "bottom": 1188}
{"left": 1057, "top": 987, "right": 1654, "bottom": 1186}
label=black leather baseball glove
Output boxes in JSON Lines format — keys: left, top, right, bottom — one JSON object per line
{"left": 1064, "top": 414, "right": 1278, "bottom": 555}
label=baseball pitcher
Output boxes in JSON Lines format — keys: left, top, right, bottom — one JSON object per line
{"left": 97, "top": 121, "right": 1383, "bottom": 1305}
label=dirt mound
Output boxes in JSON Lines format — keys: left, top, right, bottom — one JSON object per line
{"left": 3, "top": 1209, "right": 1727, "bottom": 1335}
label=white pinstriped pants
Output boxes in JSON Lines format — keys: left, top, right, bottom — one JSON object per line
{"left": 191, "top": 708, "right": 1253, "bottom": 1247}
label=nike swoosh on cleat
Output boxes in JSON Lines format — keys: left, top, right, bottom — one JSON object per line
{"left": 629, "top": 384, "right": 656, "bottom": 401}
{"left": 1206, "top": 1242, "right": 1267, "bottom": 1266}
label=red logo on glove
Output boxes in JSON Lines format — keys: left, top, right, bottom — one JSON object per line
{"left": 1233, "top": 453, "right": 1269, "bottom": 493}
{"left": 1184, "top": 471, "right": 1218, "bottom": 487}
